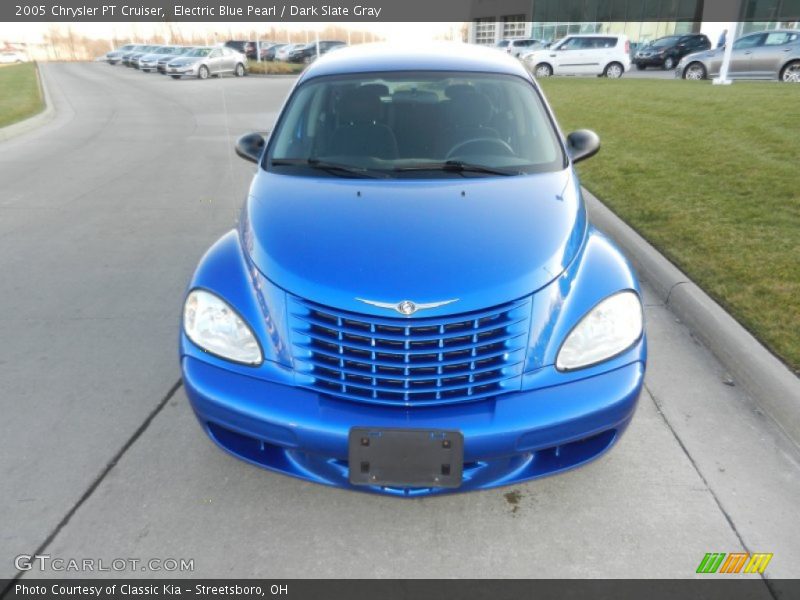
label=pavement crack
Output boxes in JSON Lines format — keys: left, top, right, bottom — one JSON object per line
{"left": 2, "top": 379, "right": 183, "bottom": 592}
{"left": 664, "top": 280, "right": 689, "bottom": 306}
{"left": 646, "top": 382, "right": 779, "bottom": 599}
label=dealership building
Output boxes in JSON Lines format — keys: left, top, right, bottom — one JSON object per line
{"left": 468, "top": 0, "right": 800, "bottom": 46}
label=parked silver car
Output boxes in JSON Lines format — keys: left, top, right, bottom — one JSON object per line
{"left": 157, "top": 48, "right": 195, "bottom": 73}
{"left": 676, "top": 29, "right": 800, "bottom": 82}
{"left": 104, "top": 44, "right": 137, "bottom": 65}
{"left": 138, "top": 46, "right": 188, "bottom": 72}
{"left": 166, "top": 46, "right": 247, "bottom": 80}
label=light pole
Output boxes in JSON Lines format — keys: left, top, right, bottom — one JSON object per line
{"left": 713, "top": 22, "right": 737, "bottom": 85}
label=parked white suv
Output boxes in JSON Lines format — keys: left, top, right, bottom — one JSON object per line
{"left": 523, "top": 34, "right": 631, "bottom": 78}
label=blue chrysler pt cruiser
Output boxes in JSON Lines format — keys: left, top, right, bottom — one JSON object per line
{"left": 180, "top": 43, "right": 646, "bottom": 496}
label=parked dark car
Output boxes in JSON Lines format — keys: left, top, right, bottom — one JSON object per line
{"left": 262, "top": 43, "right": 285, "bottom": 62}
{"left": 257, "top": 42, "right": 280, "bottom": 60}
{"left": 224, "top": 40, "right": 261, "bottom": 60}
{"left": 287, "top": 41, "right": 347, "bottom": 64}
{"left": 634, "top": 33, "right": 711, "bottom": 70}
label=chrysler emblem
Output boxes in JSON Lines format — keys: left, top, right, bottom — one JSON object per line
{"left": 356, "top": 297, "right": 459, "bottom": 316}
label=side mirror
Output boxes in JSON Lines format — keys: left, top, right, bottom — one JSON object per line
{"left": 566, "top": 129, "right": 600, "bottom": 163}
{"left": 235, "top": 132, "right": 266, "bottom": 164}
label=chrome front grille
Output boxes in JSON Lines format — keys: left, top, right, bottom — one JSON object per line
{"left": 288, "top": 296, "right": 531, "bottom": 406}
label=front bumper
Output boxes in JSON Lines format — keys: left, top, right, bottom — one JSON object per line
{"left": 635, "top": 56, "right": 666, "bottom": 67}
{"left": 183, "top": 355, "right": 644, "bottom": 496}
{"left": 168, "top": 66, "right": 196, "bottom": 76}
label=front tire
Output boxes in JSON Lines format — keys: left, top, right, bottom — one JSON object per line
{"left": 636, "top": 63, "right": 646, "bottom": 71}
{"left": 170, "top": 75, "right": 181, "bottom": 80}
{"left": 534, "top": 63, "right": 553, "bottom": 78}
{"left": 780, "top": 60, "right": 800, "bottom": 83}
{"left": 234, "top": 63, "right": 245, "bottom": 77}
{"left": 198, "top": 65, "right": 209, "bottom": 80}
{"left": 663, "top": 57, "right": 675, "bottom": 70}
{"left": 683, "top": 62, "right": 706, "bottom": 80}
{"left": 603, "top": 62, "right": 624, "bottom": 78}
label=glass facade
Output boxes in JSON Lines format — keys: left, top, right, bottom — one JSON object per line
{"left": 469, "top": 0, "right": 799, "bottom": 46}
{"left": 474, "top": 17, "right": 497, "bottom": 45}
{"left": 529, "top": 21, "right": 695, "bottom": 44}
{"left": 503, "top": 15, "right": 528, "bottom": 39}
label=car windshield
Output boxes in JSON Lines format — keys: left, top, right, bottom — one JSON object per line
{"left": 651, "top": 36, "right": 680, "bottom": 48}
{"left": 186, "top": 48, "right": 212, "bottom": 57}
{"left": 267, "top": 71, "right": 565, "bottom": 178}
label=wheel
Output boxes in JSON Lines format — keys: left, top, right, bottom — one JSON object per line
{"left": 170, "top": 75, "right": 181, "bottom": 80}
{"left": 780, "top": 60, "right": 800, "bottom": 83}
{"left": 303, "top": 55, "right": 314, "bottom": 65}
{"left": 534, "top": 63, "right": 553, "bottom": 78}
{"left": 636, "top": 63, "right": 646, "bottom": 71}
{"left": 198, "top": 65, "right": 209, "bottom": 80}
{"left": 603, "top": 62, "right": 624, "bottom": 78}
{"left": 234, "top": 63, "right": 245, "bottom": 77}
{"left": 663, "top": 56, "right": 675, "bottom": 70}
{"left": 683, "top": 62, "right": 706, "bottom": 80}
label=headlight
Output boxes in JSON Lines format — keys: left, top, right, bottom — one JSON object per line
{"left": 183, "top": 289, "right": 262, "bottom": 365}
{"left": 556, "top": 291, "right": 643, "bottom": 371}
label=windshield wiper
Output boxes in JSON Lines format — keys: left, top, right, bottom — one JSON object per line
{"left": 394, "top": 160, "right": 520, "bottom": 176}
{"left": 270, "top": 158, "right": 386, "bottom": 178}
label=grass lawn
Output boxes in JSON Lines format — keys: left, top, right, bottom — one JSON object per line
{"left": 0, "top": 62, "right": 44, "bottom": 128}
{"left": 246, "top": 60, "right": 306, "bottom": 75}
{"left": 538, "top": 78, "right": 800, "bottom": 373}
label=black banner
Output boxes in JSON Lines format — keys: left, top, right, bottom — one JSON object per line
{"left": 3, "top": 580, "right": 800, "bottom": 600}
{"left": 3, "top": 0, "right": 800, "bottom": 23}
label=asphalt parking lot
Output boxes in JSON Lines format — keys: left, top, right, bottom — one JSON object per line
{"left": 1, "top": 63, "right": 799, "bottom": 585}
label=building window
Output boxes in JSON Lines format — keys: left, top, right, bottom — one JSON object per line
{"left": 503, "top": 15, "right": 527, "bottom": 39}
{"left": 474, "top": 17, "right": 496, "bottom": 45}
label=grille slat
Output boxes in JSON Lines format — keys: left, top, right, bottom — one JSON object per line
{"left": 288, "top": 296, "right": 531, "bottom": 406}
{"left": 295, "top": 343, "right": 525, "bottom": 369}
{"left": 304, "top": 356, "right": 520, "bottom": 382}
{"left": 293, "top": 312, "right": 526, "bottom": 342}
{"left": 293, "top": 328, "right": 526, "bottom": 356}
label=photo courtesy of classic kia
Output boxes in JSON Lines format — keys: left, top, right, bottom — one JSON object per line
{"left": 180, "top": 43, "right": 647, "bottom": 496}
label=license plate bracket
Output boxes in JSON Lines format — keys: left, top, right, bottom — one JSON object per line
{"left": 348, "top": 428, "right": 464, "bottom": 488}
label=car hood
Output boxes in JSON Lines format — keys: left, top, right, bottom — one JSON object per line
{"left": 683, "top": 48, "right": 717, "bottom": 62}
{"left": 242, "top": 169, "right": 586, "bottom": 317}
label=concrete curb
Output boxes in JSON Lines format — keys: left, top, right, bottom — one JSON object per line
{"left": 0, "top": 62, "right": 55, "bottom": 142}
{"left": 583, "top": 187, "right": 800, "bottom": 447}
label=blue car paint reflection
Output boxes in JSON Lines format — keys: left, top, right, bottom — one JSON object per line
{"left": 179, "top": 44, "right": 646, "bottom": 496}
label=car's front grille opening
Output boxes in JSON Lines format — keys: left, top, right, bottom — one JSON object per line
{"left": 287, "top": 295, "right": 531, "bottom": 406}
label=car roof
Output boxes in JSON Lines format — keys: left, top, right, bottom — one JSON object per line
{"left": 300, "top": 42, "right": 531, "bottom": 82}
{"left": 563, "top": 33, "right": 626, "bottom": 38}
